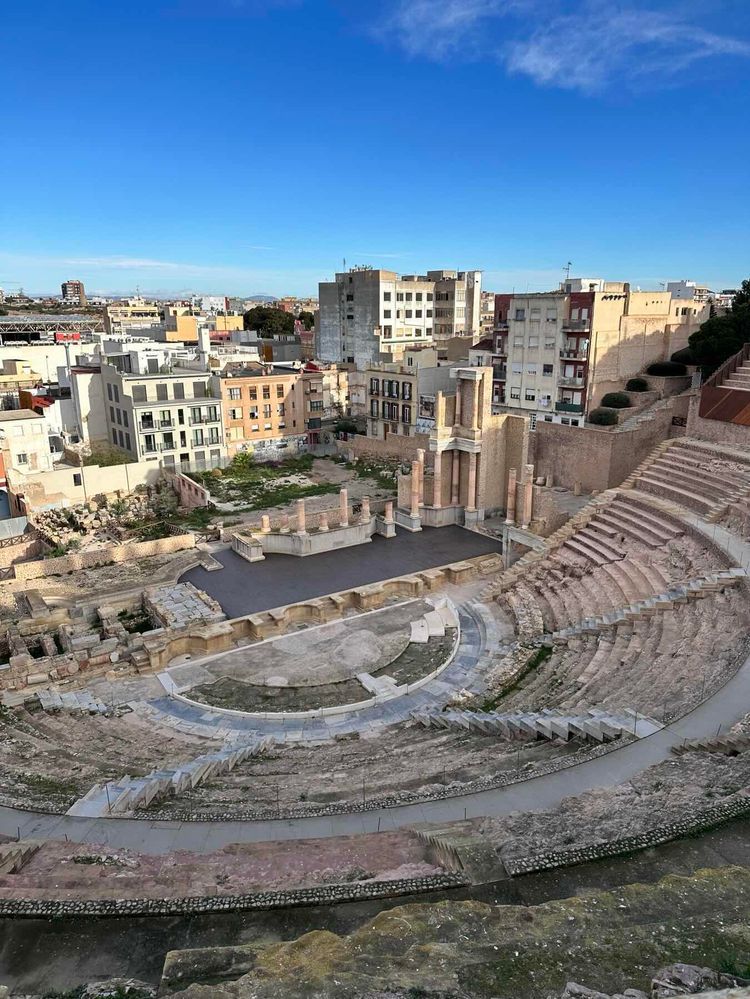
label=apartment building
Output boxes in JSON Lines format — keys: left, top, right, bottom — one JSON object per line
{"left": 218, "top": 365, "right": 307, "bottom": 458}
{"left": 0, "top": 410, "right": 55, "bottom": 486}
{"left": 317, "top": 267, "right": 481, "bottom": 367}
{"left": 99, "top": 356, "right": 226, "bottom": 470}
{"left": 365, "top": 360, "right": 457, "bottom": 441}
{"left": 103, "top": 298, "right": 162, "bottom": 337}
{"left": 667, "top": 280, "right": 713, "bottom": 305}
{"left": 61, "top": 279, "right": 86, "bottom": 306}
{"left": 483, "top": 282, "right": 708, "bottom": 429}
{"left": 480, "top": 290, "right": 495, "bottom": 335}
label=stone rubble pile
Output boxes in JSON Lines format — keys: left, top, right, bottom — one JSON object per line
{"left": 556, "top": 962, "right": 750, "bottom": 998}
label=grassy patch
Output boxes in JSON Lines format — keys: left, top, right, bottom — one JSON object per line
{"left": 187, "top": 453, "right": 339, "bottom": 510}
{"left": 347, "top": 458, "right": 400, "bottom": 491}
{"left": 17, "top": 772, "right": 83, "bottom": 799}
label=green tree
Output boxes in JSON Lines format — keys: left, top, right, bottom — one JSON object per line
{"left": 298, "top": 310, "right": 315, "bottom": 331}
{"left": 688, "top": 278, "right": 750, "bottom": 376}
{"left": 243, "top": 305, "right": 295, "bottom": 338}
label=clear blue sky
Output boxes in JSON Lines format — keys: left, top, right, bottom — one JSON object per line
{"left": 2, "top": 0, "right": 749, "bottom": 298}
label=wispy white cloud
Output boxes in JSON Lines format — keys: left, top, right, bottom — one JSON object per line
{"left": 0, "top": 251, "right": 274, "bottom": 275}
{"left": 374, "top": 0, "right": 750, "bottom": 92}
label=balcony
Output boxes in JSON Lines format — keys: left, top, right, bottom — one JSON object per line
{"left": 160, "top": 419, "right": 173, "bottom": 428}
{"left": 556, "top": 401, "right": 584, "bottom": 414}
{"left": 560, "top": 349, "right": 589, "bottom": 361}
{"left": 139, "top": 421, "right": 156, "bottom": 432}
{"left": 189, "top": 415, "right": 220, "bottom": 426}
{"left": 492, "top": 365, "right": 507, "bottom": 381}
{"left": 558, "top": 376, "right": 585, "bottom": 388}
{"left": 160, "top": 442, "right": 176, "bottom": 452}
{"left": 563, "top": 319, "right": 591, "bottom": 332}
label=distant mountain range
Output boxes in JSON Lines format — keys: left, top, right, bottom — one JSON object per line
{"left": 244, "top": 294, "right": 278, "bottom": 302}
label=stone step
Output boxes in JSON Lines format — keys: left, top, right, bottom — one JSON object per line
{"left": 634, "top": 474, "right": 721, "bottom": 515}
{"left": 412, "top": 707, "right": 661, "bottom": 743}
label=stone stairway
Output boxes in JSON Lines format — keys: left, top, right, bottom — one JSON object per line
{"left": 411, "top": 707, "right": 661, "bottom": 743}
{"left": 0, "top": 840, "right": 41, "bottom": 875}
{"left": 617, "top": 396, "right": 680, "bottom": 432}
{"left": 66, "top": 739, "right": 274, "bottom": 817}
{"left": 409, "top": 598, "right": 459, "bottom": 643}
{"left": 550, "top": 568, "right": 747, "bottom": 641}
{"left": 36, "top": 688, "right": 109, "bottom": 715}
{"left": 721, "top": 356, "right": 750, "bottom": 391}
{"left": 672, "top": 732, "right": 750, "bottom": 755}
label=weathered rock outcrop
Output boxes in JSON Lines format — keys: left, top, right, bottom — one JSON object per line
{"left": 161, "top": 866, "right": 750, "bottom": 998}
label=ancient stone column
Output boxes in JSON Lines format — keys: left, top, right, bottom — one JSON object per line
{"left": 318, "top": 511, "right": 329, "bottom": 532}
{"left": 260, "top": 514, "right": 271, "bottom": 534}
{"left": 451, "top": 450, "right": 460, "bottom": 505}
{"left": 296, "top": 498, "right": 307, "bottom": 534}
{"left": 416, "top": 448, "right": 425, "bottom": 506}
{"left": 279, "top": 514, "right": 290, "bottom": 534}
{"left": 360, "top": 495, "right": 371, "bottom": 523}
{"left": 505, "top": 468, "right": 518, "bottom": 525}
{"left": 454, "top": 380, "right": 462, "bottom": 427}
{"left": 410, "top": 460, "right": 421, "bottom": 518}
{"left": 470, "top": 381, "right": 480, "bottom": 431}
{"left": 521, "top": 464, "right": 534, "bottom": 530}
{"left": 384, "top": 500, "right": 395, "bottom": 524}
{"left": 432, "top": 450, "right": 443, "bottom": 508}
{"left": 339, "top": 488, "right": 349, "bottom": 527}
{"left": 466, "top": 453, "right": 477, "bottom": 512}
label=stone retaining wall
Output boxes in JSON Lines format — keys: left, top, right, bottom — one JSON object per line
{"left": 504, "top": 793, "right": 750, "bottom": 876}
{"left": 0, "top": 872, "right": 467, "bottom": 919}
{"left": 13, "top": 534, "right": 196, "bottom": 580}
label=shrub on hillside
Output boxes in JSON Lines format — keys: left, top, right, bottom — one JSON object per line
{"left": 600, "top": 391, "right": 631, "bottom": 409}
{"left": 626, "top": 377, "right": 649, "bottom": 392}
{"left": 670, "top": 347, "right": 696, "bottom": 366}
{"left": 646, "top": 361, "right": 687, "bottom": 376}
{"left": 588, "top": 408, "right": 619, "bottom": 426}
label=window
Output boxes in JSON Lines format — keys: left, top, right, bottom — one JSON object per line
{"left": 277, "top": 403, "right": 285, "bottom": 416}
{"left": 370, "top": 400, "right": 378, "bottom": 417}
{"left": 396, "top": 292, "right": 404, "bottom": 302}
{"left": 192, "top": 381, "right": 207, "bottom": 399}
{"left": 383, "top": 310, "right": 392, "bottom": 319}
{"left": 112, "top": 385, "right": 119, "bottom": 403}
{"left": 263, "top": 404, "right": 272, "bottom": 418}
{"left": 156, "top": 384, "right": 168, "bottom": 401}
{"left": 370, "top": 378, "right": 380, "bottom": 394}
{"left": 73, "top": 473, "right": 82, "bottom": 487}
{"left": 262, "top": 386, "right": 270, "bottom": 400}
{"left": 513, "top": 338, "right": 524, "bottom": 348}
{"left": 426, "top": 310, "right": 433, "bottom": 318}
{"left": 511, "top": 362, "right": 523, "bottom": 374}
{"left": 528, "top": 336, "right": 539, "bottom": 348}
{"left": 123, "top": 411, "right": 129, "bottom": 428}
{"left": 110, "top": 405, "right": 116, "bottom": 423}
{"left": 249, "top": 387, "right": 257, "bottom": 400}
{"left": 402, "top": 382, "right": 412, "bottom": 400}
{"left": 530, "top": 308, "right": 541, "bottom": 319}
{"left": 427, "top": 293, "right": 433, "bottom": 301}
{"left": 382, "top": 325, "right": 392, "bottom": 336}
{"left": 546, "top": 309, "right": 557, "bottom": 322}
{"left": 544, "top": 340, "right": 556, "bottom": 350}
{"left": 525, "top": 390, "right": 536, "bottom": 401}
{"left": 229, "top": 408, "right": 242, "bottom": 420}
{"left": 16, "top": 452, "right": 28, "bottom": 465}
{"left": 346, "top": 293, "right": 354, "bottom": 301}
{"left": 383, "top": 292, "right": 391, "bottom": 301}
{"left": 510, "top": 387, "right": 521, "bottom": 400}
{"left": 527, "top": 363, "right": 538, "bottom": 374}
{"left": 406, "top": 292, "right": 412, "bottom": 301}
{"left": 107, "top": 384, "right": 113, "bottom": 401}
{"left": 125, "top": 433, "right": 131, "bottom": 449}
{"left": 415, "top": 310, "right": 422, "bottom": 318}
{"left": 229, "top": 387, "right": 241, "bottom": 400}
{"left": 173, "top": 383, "right": 185, "bottom": 400}
{"left": 416, "top": 292, "right": 422, "bottom": 302}
{"left": 276, "top": 385, "right": 284, "bottom": 398}
{"left": 402, "top": 405, "right": 411, "bottom": 423}
{"left": 310, "top": 400, "right": 323, "bottom": 411}
{"left": 514, "top": 308, "right": 526, "bottom": 321}
{"left": 405, "top": 310, "right": 412, "bottom": 319}
{"left": 192, "top": 430, "right": 205, "bottom": 447}
{"left": 249, "top": 407, "right": 259, "bottom": 419}
{"left": 144, "top": 434, "right": 156, "bottom": 453}
{"left": 543, "top": 364, "right": 554, "bottom": 376}
{"left": 132, "top": 385, "right": 147, "bottom": 403}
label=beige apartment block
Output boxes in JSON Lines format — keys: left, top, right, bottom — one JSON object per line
{"left": 486, "top": 282, "right": 707, "bottom": 428}
{"left": 103, "top": 298, "right": 162, "bottom": 337}
{"left": 0, "top": 411, "right": 54, "bottom": 498}
{"left": 219, "top": 365, "right": 307, "bottom": 458}
{"left": 365, "top": 359, "right": 461, "bottom": 442}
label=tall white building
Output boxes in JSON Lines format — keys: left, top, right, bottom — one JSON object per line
{"left": 317, "top": 267, "right": 481, "bottom": 367}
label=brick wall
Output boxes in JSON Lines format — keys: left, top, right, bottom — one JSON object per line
{"left": 13, "top": 534, "right": 196, "bottom": 580}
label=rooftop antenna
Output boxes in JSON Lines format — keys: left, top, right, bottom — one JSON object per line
{"left": 563, "top": 261, "right": 572, "bottom": 281}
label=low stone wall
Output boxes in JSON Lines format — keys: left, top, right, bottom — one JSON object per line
{"left": 0, "top": 872, "right": 468, "bottom": 919}
{"left": 13, "top": 534, "right": 196, "bottom": 580}
{"left": 344, "top": 432, "right": 430, "bottom": 464}
{"left": 0, "top": 536, "right": 43, "bottom": 569}
{"left": 168, "top": 471, "right": 211, "bottom": 511}
{"left": 505, "top": 792, "right": 750, "bottom": 876}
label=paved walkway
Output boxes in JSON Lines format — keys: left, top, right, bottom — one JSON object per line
{"left": 179, "top": 526, "right": 500, "bottom": 618}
